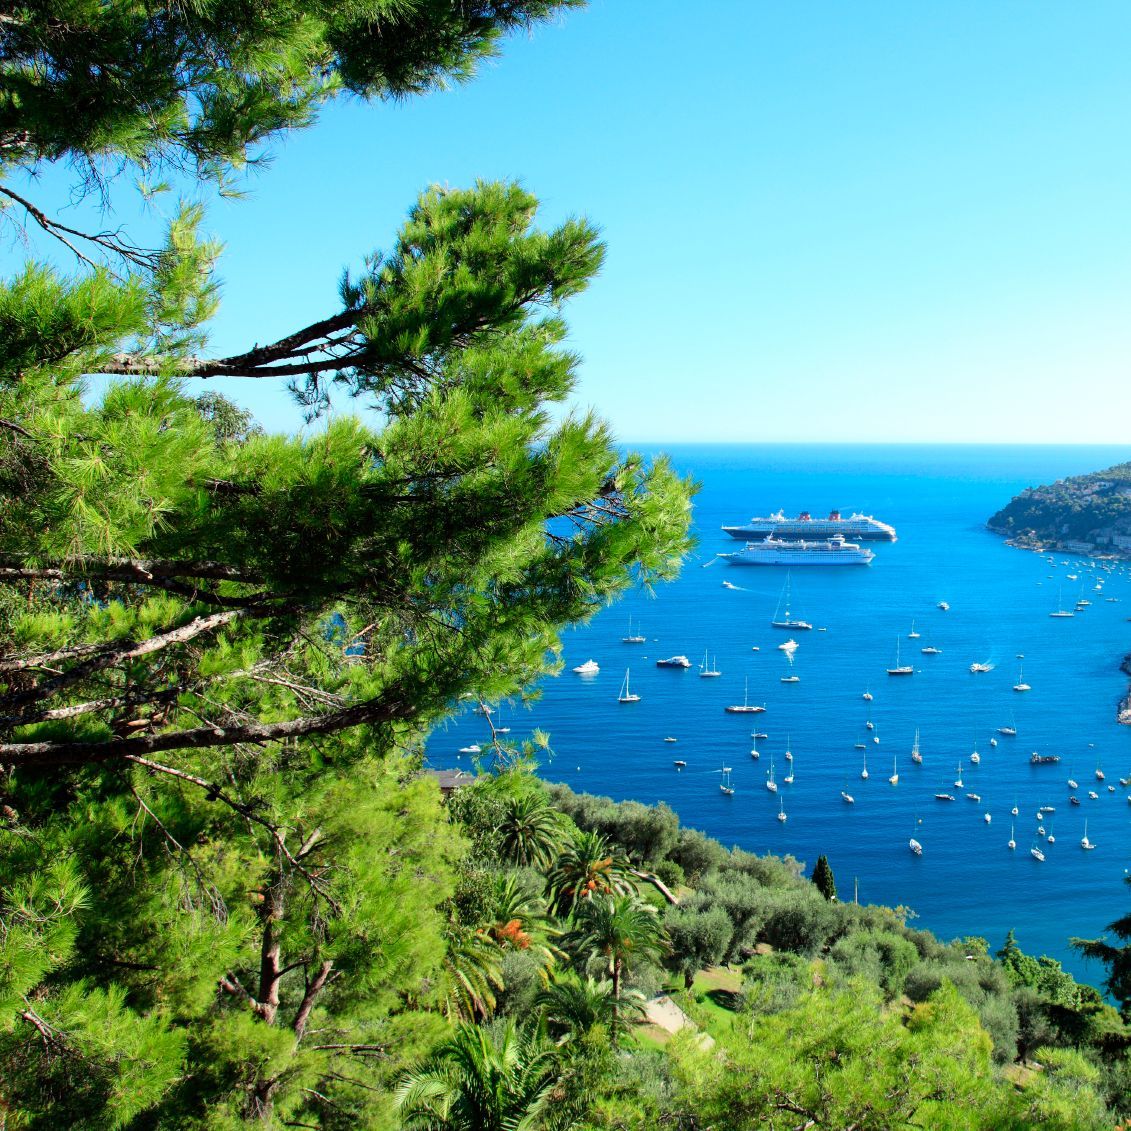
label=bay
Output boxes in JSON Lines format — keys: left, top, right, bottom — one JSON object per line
{"left": 428, "top": 443, "right": 1131, "bottom": 983}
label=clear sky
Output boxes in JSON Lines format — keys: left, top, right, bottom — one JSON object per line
{"left": 16, "top": 1, "right": 1131, "bottom": 442}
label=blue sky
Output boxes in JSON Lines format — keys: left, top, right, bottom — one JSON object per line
{"left": 17, "top": 1, "right": 1131, "bottom": 442}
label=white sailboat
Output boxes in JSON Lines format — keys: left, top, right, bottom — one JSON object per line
{"left": 889, "top": 754, "right": 899, "bottom": 786}
{"left": 954, "top": 763, "right": 964, "bottom": 789}
{"left": 719, "top": 766, "right": 734, "bottom": 796}
{"left": 783, "top": 747, "right": 795, "bottom": 785}
{"left": 1013, "top": 664, "right": 1031, "bottom": 692}
{"left": 622, "top": 616, "right": 646, "bottom": 643}
{"left": 771, "top": 572, "right": 813, "bottom": 630}
{"left": 1030, "top": 840, "right": 1046, "bottom": 862}
{"left": 750, "top": 734, "right": 760, "bottom": 760}
{"left": 724, "top": 677, "right": 764, "bottom": 714}
{"left": 1049, "top": 588, "right": 1074, "bottom": 618}
{"left": 766, "top": 758, "right": 778, "bottom": 793}
{"left": 1081, "top": 821, "right": 1095, "bottom": 850}
{"left": 861, "top": 750, "right": 869, "bottom": 780}
{"left": 777, "top": 795, "right": 787, "bottom": 822}
{"left": 699, "top": 648, "right": 721, "bottom": 678}
{"left": 1008, "top": 822, "right": 1016, "bottom": 850}
{"left": 908, "top": 620, "right": 920, "bottom": 639}
{"left": 617, "top": 669, "right": 640, "bottom": 703}
{"left": 910, "top": 728, "right": 923, "bottom": 764}
{"left": 887, "top": 636, "right": 913, "bottom": 676}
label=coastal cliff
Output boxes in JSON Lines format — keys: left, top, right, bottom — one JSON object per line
{"left": 987, "top": 460, "right": 1131, "bottom": 557}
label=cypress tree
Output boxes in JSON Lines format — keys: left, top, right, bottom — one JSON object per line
{"left": 812, "top": 854, "right": 837, "bottom": 902}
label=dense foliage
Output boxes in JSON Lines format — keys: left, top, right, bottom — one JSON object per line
{"left": 3, "top": 2, "right": 1130, "bottom": 1126}
{"left": 988, "top": 461, "right": 1131, "bottom": 549}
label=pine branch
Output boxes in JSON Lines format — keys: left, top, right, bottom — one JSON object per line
{"left": 293, "top": 960, "right": 335, "bottom": 1041}
{"left": 0, "top": 183, "right": 159, "bottom": 271}
{"left": 0, "top": 605, "right": 263, "bottom": 718}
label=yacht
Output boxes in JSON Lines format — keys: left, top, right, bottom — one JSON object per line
{"left": 778, "top": 638, "right": 799, "bottom": 652}
{"left": 656, "top": 655, "right": 691, "bottom": 668}
{"left": 771, "top": 574, "right": 814, "bottom": 630}
{"left": 698, "top": 649, "right": 722, "bottom": 678}
{"left": 969, "top": 661, "right": 993, "bottom": 673}
{"left": 458, "top": 743, "right": 482, "bottom": 754}
{"left": 1013, "top": 665, "right": 1031, "bottom": 692}
{"left": 937, "top": 601, "right": 950, "bottom": 611}
{"left": 725, "top": 678, "right": 765, "bottom": 713}
{"left": 617, "top": 669, "right": 640, "bottom": 703}
{"left": 572, "top": 659, "right": 599, "bottom": 675}
{"left": 887, "top": 637, "right": 914, "bottom": 676}
{"left": 909, "top": 838, "right": 923, "bottom": 856}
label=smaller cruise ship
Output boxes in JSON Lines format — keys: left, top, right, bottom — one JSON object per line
{"left": 656, "top": 655, "right": 692, "bottom": 668}
{"left": 722, "top": 535, "right": 874, "bottom": 567}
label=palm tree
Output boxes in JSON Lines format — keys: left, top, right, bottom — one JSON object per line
{"left": 396, "top": 1020, "right": 560, "bottom": 1130}
{"left": 533, "top": 971, "right": 645, "bottom": 1045}
{"left": 441, "top": 925, "right": 505, "bottom": 1022}
{"left": 487, "top": 873, "right": 563, "bottom": 975}
{"left": 564, "top": 892, "right": 668, "bottom": 1003}
{"left": 546, "top": 830, "right": 634, "bottom": 917}
{"left": 497, "top": 794, "right": 566, "bottom": 869}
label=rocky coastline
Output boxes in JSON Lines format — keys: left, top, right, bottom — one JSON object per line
{"left": 989, "top": 462, "right": 1131, "bottom": 727}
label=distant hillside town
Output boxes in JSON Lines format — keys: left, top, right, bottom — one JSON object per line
{"left": 988, "top": 461, "right": 1131, "bottom": 557}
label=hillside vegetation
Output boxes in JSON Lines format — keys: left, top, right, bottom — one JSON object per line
{"left": 988, "top": 462, "right": 1131, "bottom": 555}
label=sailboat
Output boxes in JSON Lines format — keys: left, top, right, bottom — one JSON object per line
{"left": 1013, "top": 664, "right": 1031, "bottom": 692}
{"left": 1008, "top": 822, "right": 1016, "bottom": 850}
{"left": 908, "top": 620, "right": 920, "bottom": 639}
{"left": 841, "top": 787, "right": 855, "bottom": 803}
{"left": 725, "top": 678, "right": 764, "bottom": 714}
{"left": 910, "top": 728, "right": 923, "bottom": 764}
{"left": 617, "top": 669, "right": 640, "bottom": 703}
{"left": 861, "top": 750, "right": 869, "bottom": 780}
{"left": 771, "top": 573, "right": 813, "bottom": 630}
{"left": 766, "top": 759, "right": 778, "bottom": 793}
{"left": 862, "top": 689, "right": 874, "bottom": 701}
{"left": 998, "top": 713, "right": 1018, "bottom": 737}
{"left": 909, "top": 818, "right": 923, "bottom": 855}
{"left": 970, "top": 738, "right": 980, "bottom": 765}
{"left": 622, "top": 616, "right": 646, "bottom": 643}
{"left": 953, "top": 763, "right": 964, "bottom": 789}
{"left": 777, "top": 795, "right": 787, "bottom": 822}
{"left": 1081, "top": 820, "right": 1095, "bottom": 850}
{"left": 889, "top": 754, "right": 899, "bottom": 786}
{"left": 1049, "top": 588, "right": 1074, "bottom": 618}
{"left": 699, "top": 649, "right": 721, "bottom": 678}
{"left": 1030, "top": 839, "right": 1046, "bottom": 862}
{"left": 750, "top": 734, "right": 760, "bottom": 760}
{"left": 719, "top": 766, "right": 734, "bottom": 796}
{"left": 783, "top": 747, "right": 795, "bottom": 785}
{"left": 887, "top": 636, "right": 913, "bottom": 676}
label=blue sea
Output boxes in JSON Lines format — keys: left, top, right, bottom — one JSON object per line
{"left": 427, "top": 444, "right": 1131, "bottom": 984}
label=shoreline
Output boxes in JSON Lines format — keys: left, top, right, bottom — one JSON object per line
{"left": 990, "top": 528, "right": 1131, "bottom": 727}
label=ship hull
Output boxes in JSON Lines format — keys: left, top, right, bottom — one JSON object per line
{"left": 729, "top": 551, "right": 873, "bottom": 566}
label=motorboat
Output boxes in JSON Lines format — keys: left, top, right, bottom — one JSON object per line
{"left": 572, "top": 659, "right": 599, "bottom": 674}
{"left": 656, "top": 655, "right": 692, "bottom": 668}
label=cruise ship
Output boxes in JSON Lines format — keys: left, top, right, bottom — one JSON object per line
{"left": 722, "top": 509, "right": 896, "bottom": 542}
{"left": 722, "top": 534, "right": 875, "bottom": 567}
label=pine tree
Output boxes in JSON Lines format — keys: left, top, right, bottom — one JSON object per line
{"left": 812, "top": 854, "right": 837, "bottom": 901}
{"left": 0, "top": 3, "right": 695, "bottom": 1124}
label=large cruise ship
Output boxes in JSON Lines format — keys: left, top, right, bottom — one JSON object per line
{"left": 722, "top": 509, "right": 896, "bottom": 542}
{"left": 722, "top": 534, "right": 875, "bottom": 567}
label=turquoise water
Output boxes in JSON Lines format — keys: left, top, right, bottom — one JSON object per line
{"left": 428, "top": 444, "right": 1131, "bottom": 982}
